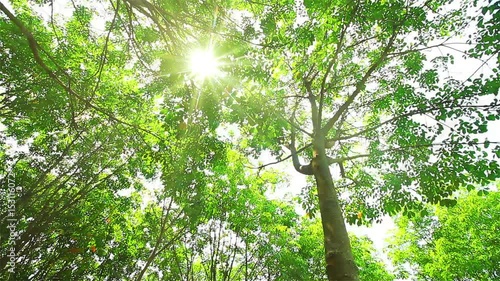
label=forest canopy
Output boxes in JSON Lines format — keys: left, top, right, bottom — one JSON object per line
{"left": 0, "top": 0, "right": 499, "bottom": 280}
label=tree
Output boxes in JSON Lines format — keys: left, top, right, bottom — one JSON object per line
{"left": 388, "top": 189, "right": 500, "bottom": 280}
{"left": 0, "top": 2, "right": 157, "bottom": 278}
{"left": 223, "top": 0, "right": 500, "bottom": 280}
{"left": 1, "top": 0, "right": 500, "bottom": 280}
{"left": 296, "top": 218, "right": 394, "bottom": 281}
{"left": 0, "top": 0, "right": 230, "bottom": 280}
{"left": 152, "top": 150, "right": 302, "bottom": 281}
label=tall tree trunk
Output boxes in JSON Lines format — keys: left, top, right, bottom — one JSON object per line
{"left": 312, "top": 136, "right": 358, "bottom": 281}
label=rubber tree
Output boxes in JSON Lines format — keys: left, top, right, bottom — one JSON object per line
{"left": 224, "top": 0, "right": 500, "bottom": 280}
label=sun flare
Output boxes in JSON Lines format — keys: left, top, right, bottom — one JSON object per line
{"left": 189, "top": 49, "right": 220, "bottom": 80}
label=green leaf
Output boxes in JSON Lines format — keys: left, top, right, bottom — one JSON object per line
{"left": 484, "top": 140, "right": 490, "bottom": 148}
{"left": 486, "top": 114, "right": 497, "bottom": 121}
{"left": 439, "top": 199, "right": 457, "bottom": 207}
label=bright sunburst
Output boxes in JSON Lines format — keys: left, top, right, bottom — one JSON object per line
{"left": 189, "top": 48, "right": 220, "bottom": 80}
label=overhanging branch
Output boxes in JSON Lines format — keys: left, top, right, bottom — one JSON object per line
{"left": 326, "top": 141, "right": 500, "bottom": 166}
{"left": 249, "top": 143, "right": 312, "bottom": 171}
{"left": 318, "top": 2, "right": 359, "bottom": 123}
{"left": 326, "top": 103, "right": 499, "bottom": 143}
{"left": 304, "top": 79, "right": 320, "bottom": 133}
{"left": 290, "top": 128, "right": 314, "bottom": 175}
{"left": 0, "top": 2, "right": 163, "bottom": 140}
{"left": 322, "top": 23, "right": 400, "bottom": 135}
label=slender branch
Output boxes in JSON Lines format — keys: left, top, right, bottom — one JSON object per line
{"left": 319, "top": 59, "right": 336, "bottom": 120}
{"left": 387, "top": 42, "right": 447, "bottom": 57}
{"left": 289, "top": 123, "right": 313, "bottom": 175}
{"left": 91, "top": 0, "right": 121, "bottom": 98}
{"left": 441, "top": 44, "right": 492, "bottom": 65}
{"left": 248, "top": 98, "right": 314, "bottom": 172}
{"left": 318, "top": 2, "right": 359, "bottom": 123}
{"left": 304, "top": 79, "right": 320, "bottom": 133}
{"left": 326, "top": 103, "right": 499, "bottom": 143}
{"left": 282, "top": 94, "right": 309, "bottom": 99}
{"left": 327, "top": 153, "right": 370, "bottom": 165}
{"left": 286, "top": 119, "right": 313, "bottom": 137}
{"left": 344, "top": 35, "right": 379, "bottom": 50}
{"left": 250, "top": 143, "right": 312, "bottom": 170}
{"left": 305, "top": 64, "right": 319, "bottom": 81}
{"left": 136, "top": 198, "right": 175, "bottom": 281}
{"left": 0, "top": 2, "right": 162, "bottom": 140}
{"left": 325, "top": 109, "right": 350, "bottom": 148}
{"left": 124, "top": 0, "right": 175, "bottom": 44}
{"left": 326, "top": 141, "right": 500, "bottom": 165}
{"left": 322, "top": 23, "right": 400, "bottom": 135}
{"left": 459, "top": 51, "right": 499, "bottom": 88}
{"left": 123, "top": 3, "right": 155, "bottom": 71}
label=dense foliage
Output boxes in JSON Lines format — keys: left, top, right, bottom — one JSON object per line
{"left": 0, "top": 0, "right": 499, "bottom": 280}
{"left": 389, "top": 189, "right": 500, "bottom": 280}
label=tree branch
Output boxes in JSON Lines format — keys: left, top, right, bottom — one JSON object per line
{"left": 326, "top": 103, "right": 499, "bottom": 143}
{"left": 304, "top": 79, "right": 320, "bottom": 133}
{"left": 322, "top": 24, "right": 400, "bottom": 135}
{"left": 290, "top": 127, "right": 314, "bottom": 175}
{"left": 249, "top": 143, "right": 312, "bottom": 171}
{"left": 282, "top": 114, "right": 313, "bottom": 137}
{"left": 344, "top": 35, "right": 379, "bottom": 50}
{"left": 0, "top": 2, "right": 163, "bottom": 140}
{"left": 318, "top": 2, "right": 359, "bottom": 123}
{"left": 326, "top": 141, "right": 500, "bottom": 165}
{"left": 387, "top": 42, "right": 447, "bottom": 57}
{"left": 90, "top": 0, "right": 121, "bottom": 99}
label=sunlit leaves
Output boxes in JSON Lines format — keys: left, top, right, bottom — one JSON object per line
{"left": 1, "top": 0, "right": 500, "bottom": 280}
{"left": 389, "top": 190, "right": 500, "bottom": 280}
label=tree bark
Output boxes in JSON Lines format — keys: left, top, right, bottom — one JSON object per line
{"left": 312, "top": 135, "right": 358, "bottom": 281}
